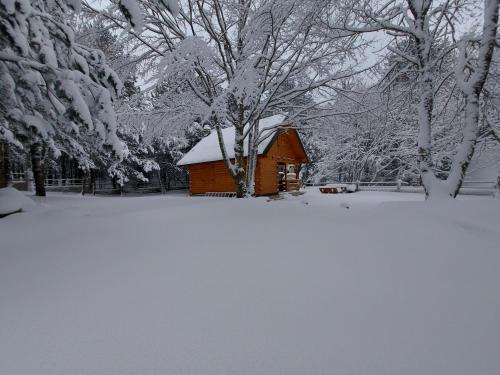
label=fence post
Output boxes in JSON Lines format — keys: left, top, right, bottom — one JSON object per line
{"left": 396, "top": 179, "right": 402, "bottom": 192}
{"left": 81, "top": 174, "right": 86, "bottom": 195}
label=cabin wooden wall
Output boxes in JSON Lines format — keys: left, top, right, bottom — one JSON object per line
{"left": 255, "top": 130, "right": 308, "bottom": 195}
{"left": 188, "top": 161, "right": 237, "bottom": 194}
{"left": 187, "top": 130, "right": 308, "bottom": 196}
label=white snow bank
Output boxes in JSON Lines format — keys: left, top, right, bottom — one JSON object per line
{"left": 177, "top": 114, "right": 286, "bottom": 165}
{"left": 0, "top": 188, "right": 35, "bottom": 216}
{"left": 0, "top": 190, "right": 499, "bottom": 375}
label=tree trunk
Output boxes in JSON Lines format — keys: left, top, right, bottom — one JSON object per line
{"left": 246, "top": 145, "right": 258, "bottom": 196}
{"left": 245, "top": 126, "right": 254, "bottom": 194}
{"left": 445, "top": 0, "right": 499, "bottom": 197}
{"left": 82, "top": 169, "right": 96, "bottom": 195}
{"left": 158, "top": 169, "right": 166, "bottom": 193}
{"left": 234, "top": 124, "right": 246, "bottom": 198}
{"left": 0, "top": 142, "right": 10, "bottom": 188}
{"left": 446, "top": 96, "right": 480, "bottom": 198}
{"left": 214, "top": 120, "right": 243, "bottom": 197}
{"left": 81, "top": 170, "right": 88, "bottom": 195}
{"left": 91, "top": 170, "right": 96, "bottom": 194}
{"left": 30, "top": 143, "right": 46, "bottom": 196}
{"left": 416, "top": 67, "right": 447, "bottom": 199}
{"left": 245, "top": 120, "right": 259, "bottom": 196}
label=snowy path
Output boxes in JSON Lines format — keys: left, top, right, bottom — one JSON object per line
{"left": 1, "top": 190, "right": 499, "bottom": 375}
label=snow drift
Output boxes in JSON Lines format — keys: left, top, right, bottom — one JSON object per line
{"left": 0, "top": 188, "right": 36, "bottom": 217}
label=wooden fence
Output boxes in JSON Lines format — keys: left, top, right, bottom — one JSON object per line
{"left": 10, "top": 173, "right": 180, "bottom": 194}
{"left": 307, "top": 180, "right": 498, "bottom": 196}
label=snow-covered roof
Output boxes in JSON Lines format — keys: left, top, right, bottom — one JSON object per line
{"left": 177, "top": 115, "right": 286, "bottom": 166}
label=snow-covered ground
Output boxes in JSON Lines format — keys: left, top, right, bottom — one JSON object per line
{"left": 1, "top": 189, "right": 499, "bottom": 375}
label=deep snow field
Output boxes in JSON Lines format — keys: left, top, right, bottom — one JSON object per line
{"left": 1, "top": 189, "right": 499, "bottom": 375}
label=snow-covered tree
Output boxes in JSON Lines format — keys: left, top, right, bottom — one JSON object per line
{"left": 301, "top": 81, "right": 419, "bottom": 184}
{"left": 85, "top": 0, "right": 366, "bottom": 197}
{"left": 74, "top": 17, "right": 164, "bottom": 187}
{"left": 447, "top": 0, "right": 499, "bottom": 197}
{"left": 340, "top": 0, "right": 499, "bottom": 199}
{"left": 0, "top": 0, "right": 127, "bottom": 195}
{"left": 107, "top": 123, "right": 159, "bottom": 186}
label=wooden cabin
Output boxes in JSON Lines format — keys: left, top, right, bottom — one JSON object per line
{"left": 177, "top": 115, "right": 309, "bottom": 196}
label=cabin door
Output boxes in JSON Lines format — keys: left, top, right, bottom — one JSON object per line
{"left": 277, "top": 163, "right": 300, "bottom": 192}
{"left": 278, "top": 163, "right": 286, "bottom": 191}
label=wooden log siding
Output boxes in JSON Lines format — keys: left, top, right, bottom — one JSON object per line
{"left": 186, "top": 129, "right": 308, "bottom": 196}
{"left": 188, "top": 161, "right": 238, "bottom": 194}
